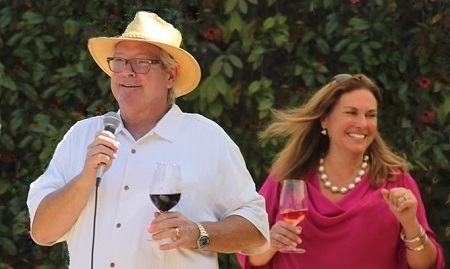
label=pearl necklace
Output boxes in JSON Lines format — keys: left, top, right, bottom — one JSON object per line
{"left": 318, "top": 155, "right": 369, "bottom": 194}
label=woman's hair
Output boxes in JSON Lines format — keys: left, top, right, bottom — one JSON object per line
{"left": 260, "top": 74, "right": 410, "bottom": 187}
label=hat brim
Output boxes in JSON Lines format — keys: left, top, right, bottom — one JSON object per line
{"left": 88, "top": 37, "right": 201, "bottom": 97}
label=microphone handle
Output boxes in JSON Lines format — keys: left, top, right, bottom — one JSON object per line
{"left": 96, "top": 163, "right": 105, "bottom": 187}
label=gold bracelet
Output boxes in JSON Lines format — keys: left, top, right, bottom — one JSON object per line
{"left": 400, "top": 225, "right": 425, "bottom": 243}
{"left": 406, "top": 234, "right": 429, "bottom": 251}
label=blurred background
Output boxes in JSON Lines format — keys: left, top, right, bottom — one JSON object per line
{"left": 0, "top": 0, "right": 449, "bottom": 268}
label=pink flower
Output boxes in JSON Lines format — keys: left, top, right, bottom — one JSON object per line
{"left": 349, "top": 0, "right": 360, "bottom": 4}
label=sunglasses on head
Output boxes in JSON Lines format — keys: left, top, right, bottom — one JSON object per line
{"left": 331, "top": 74, "right": 352, "bottom": 83}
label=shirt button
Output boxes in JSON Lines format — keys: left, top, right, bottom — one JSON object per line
{"left": 116, "top": 223, "right": 121, "bottom": 228}
{"left": 110, "top": 262, "right": 115, "bottom": 267}
{"left": 131, "top": 149, "right": 136, "bottom": 154}
{"left": 124, "top": 185, "right": 129, "bottom": 190}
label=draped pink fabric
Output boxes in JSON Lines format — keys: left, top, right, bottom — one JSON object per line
{"left": 237, "top": 171, "right": 445, "bottom": 269}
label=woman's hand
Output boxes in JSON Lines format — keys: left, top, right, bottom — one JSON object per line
{"left": 269, "top": 220, "right": 302, "bottom": 251}
{"left": 381, "top": 187, "right": 418, "bottom": 226}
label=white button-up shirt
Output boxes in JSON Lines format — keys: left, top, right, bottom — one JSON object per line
{"left": 27, "top": 105, "right": 269, "bottom": 269}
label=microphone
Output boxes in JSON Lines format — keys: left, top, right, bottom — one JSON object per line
{"left": 96, "top": 111, "right": 121, "bottom": 186}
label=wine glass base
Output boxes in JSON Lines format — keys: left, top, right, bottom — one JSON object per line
{"left": 280, "top": 248, "right": 305, "bottom": 254}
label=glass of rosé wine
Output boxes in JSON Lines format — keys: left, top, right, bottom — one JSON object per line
{"left": 279, "top": 179, "right": 308, "bottom": 253}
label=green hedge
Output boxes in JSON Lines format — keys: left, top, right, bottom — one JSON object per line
{"left": 0, "top": 0, "right": 448, "bottom": 268}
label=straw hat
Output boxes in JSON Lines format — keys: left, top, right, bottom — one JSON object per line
{"left": 88, "top": 11, "right": 201, "bottom": 97}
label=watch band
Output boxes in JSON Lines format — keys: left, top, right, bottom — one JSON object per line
{"left": 196, "top": 222, "right": 210, "bottom": 250}
{"left": 197, "top": 222, "right": 207, "bottom": 236}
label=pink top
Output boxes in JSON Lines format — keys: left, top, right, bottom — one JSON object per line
{"left": 237, "top": 170, "right": 445, "bottom": 269}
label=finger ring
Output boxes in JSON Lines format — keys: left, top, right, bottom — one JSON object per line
{"left": 275, "top": 234, "right": 280, "bottom": 240}
{"left": 402, "top": 195, "right": 408, "bottom": 201}
{"left": 175, "top": 227, "right": 180, "bottom": 237}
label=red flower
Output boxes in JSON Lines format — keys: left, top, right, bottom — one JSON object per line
{"left": 349, "top": 0, "right": 360, "bottom": 4}
{"left": 419, "top": 76, "right": 431, "bottom": 88}
{"left": 202, "top": 27, "right": 221, "bottom": 42}
{"left": 316, "top": 57, "right": 326, "bottom": 65}
{"left": 0, "top": 154, "right": 16, "bottom": 162}
{"left": 421, "top": 110, "right": 434, "bottom": 124}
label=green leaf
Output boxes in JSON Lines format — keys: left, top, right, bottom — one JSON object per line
{"left": 208, "top": 100, "right": 224, "bottom": 118}
{"left": 227, "top": 11, "right": 244, "bottom": 33}
{"left": 262, "top": 17, "right": 276, "bottom": 30}
{"left": 224, "top": 0, "right": 238, "bottom": 14}
{"left": 22, "top": 11, "right": 44, "bottom": 25}
{"left": 0, "top": 7, "right": 12, "bottom": 28}
{"left": 0, "top": 75, "right": 17, "bottom": 91}
{"left": 6, "top": 32, "right": 25, "bottom": 47}
{"left": 63, "top": 19, "right": 80, "bottom": 38}
{"left": 398, "top": 59, "right": 407, "bottom": 72}
{"left": 316, "top": 38, "right": 330, "bottom": 54}
{"left": 349, "top": 17, "right": 371, "bottom": 30}
{"left": 223, "top": 62, "right": 233, "bottom": 78}
{"left": 248, "top": 81, "right": 261, "bottom": 95}
{"left": 325, "top": 15, "right": 339, "bottom": 36}
{"left": 228, "top": 54, "right": 243, "bottom": 69}
{"left": 333, "top": 38, "right": 351, "bottom": 52}
{"left": 0, "top": 180, "right": 11, "bottom": 195}
{"left": 210, "top": 57, "right": 224, "bottom": 76}
{"left": 238, "top": 0, "right": 248, "bottom": 14}
{"left": 323, "top": 0, "right": 333, "bottom": 8}
{"left": 0, "top": 237, "right": 17, "bottom": 255}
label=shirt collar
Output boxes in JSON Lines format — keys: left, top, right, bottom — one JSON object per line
{"left": 150, "top": 104, "right": 184, "bottom": 142}
{"left": 114, "top": 105, "right": 183, "bottom": 142}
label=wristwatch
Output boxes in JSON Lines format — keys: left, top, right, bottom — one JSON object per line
{"left": 196, "top": 222, "right": 210, "bottom": 250}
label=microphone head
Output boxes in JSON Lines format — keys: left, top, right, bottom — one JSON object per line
{"left": 103, "top": 111, "right": 121, "bottom": 134}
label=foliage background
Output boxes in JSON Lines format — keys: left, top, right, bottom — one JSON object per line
{"left": 0, "top": 0, "right": 449, "bottom": 268}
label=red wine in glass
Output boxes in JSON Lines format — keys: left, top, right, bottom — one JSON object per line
{"left": 150, "top": 193, "right": 181, "bottom": 212}
{"left": 147, "top": 162, "right": 181, "bottom": 242}
{"left": 279, "top": 179, "right": 308, "bottom": 253}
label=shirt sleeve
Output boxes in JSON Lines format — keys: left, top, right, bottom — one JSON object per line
{"left": 27, "top": 120, "right": 95, "bottom": 245}
{"left": 236, "top": 175, "right": 280, "bottom": 268}
{"left": 218, "top": 142, "right": 270, "bottom": 255}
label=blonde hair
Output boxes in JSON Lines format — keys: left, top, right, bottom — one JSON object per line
{"left": 159, "top": 48, "right": 178, "bottom": 105}
{"left": 261, "top": 74, "right": 410, "bottom": 187}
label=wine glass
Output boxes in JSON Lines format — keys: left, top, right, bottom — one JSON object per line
{"left": 148, "top": 162, "right": 181, "bottom": 242}
{"left": 149, "top": 162, "right": 181, "bottom": 212}
{"left": 279, "top": 179, "right": 308, "bottom": 253}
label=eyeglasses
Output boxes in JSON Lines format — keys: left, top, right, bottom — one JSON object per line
{"left": 107, "top": 57, "right": 161, "bottom": 74}
{"left": 331, "top": 74, "right": 352, "bottom": 83}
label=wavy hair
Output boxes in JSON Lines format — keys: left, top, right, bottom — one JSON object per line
{"left": 260, "top": 74, "right": 410, "bottom": 187}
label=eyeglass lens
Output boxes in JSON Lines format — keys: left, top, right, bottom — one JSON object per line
{"left": 107, "top": 57, "right": 159, "bottom": 74}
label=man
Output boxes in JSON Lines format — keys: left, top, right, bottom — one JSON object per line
{"left": 27, "top": 11, "right": 269, "bottom": 268}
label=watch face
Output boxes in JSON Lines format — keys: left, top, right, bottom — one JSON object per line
{"left": 199, "top": 236, "right": 210, "bottom": 248}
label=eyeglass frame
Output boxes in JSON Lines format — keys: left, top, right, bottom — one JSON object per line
{"left": 106, "top": 57, "right": 161, "bottom": 74}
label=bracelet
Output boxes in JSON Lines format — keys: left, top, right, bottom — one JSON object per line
{"left": 406, "top": 234, "right": 429, "bottom": 251}
{"left": 400, "top": 225, "right": 425, "bottom": 243}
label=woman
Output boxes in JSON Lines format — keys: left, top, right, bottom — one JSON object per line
{"left": 237, "top": 74, "right": 445, "bottom": 268}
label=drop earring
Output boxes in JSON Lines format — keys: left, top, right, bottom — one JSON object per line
{"left": 321, "top": 128, "right": 327, "bottom": 135}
